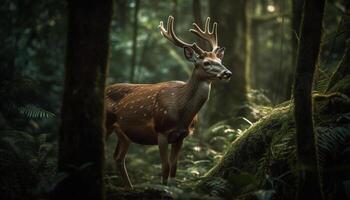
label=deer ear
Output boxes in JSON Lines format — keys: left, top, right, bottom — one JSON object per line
{"left": 184, "top": 47, "right": 198, "bottom": 63}
{"left": 215, "top": 47, "right": 225, "bottom": 60}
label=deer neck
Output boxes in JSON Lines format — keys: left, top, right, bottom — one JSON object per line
{"left": 179, "top": 67, "right": 211, "bottom": 125}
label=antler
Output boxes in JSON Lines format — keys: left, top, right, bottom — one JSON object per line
{"left": 159, "top": 16, "right": 204, "bottom": 55}
{"left": 190, "top": 17, "right": 218, "bottom": 51}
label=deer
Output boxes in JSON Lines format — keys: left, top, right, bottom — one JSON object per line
{"left": 105, "top": 16, "right": 232, "bottom": 189}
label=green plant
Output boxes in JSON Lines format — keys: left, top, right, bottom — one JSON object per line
{"left": 0, "top": 130, "right": 57, "bottom": 199}
{"left": 18, "top": 104, "right": 55, "bottom": 119}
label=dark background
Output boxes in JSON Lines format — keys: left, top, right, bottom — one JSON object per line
{"left": 0, "top": 0, "right": 349, "bottom": 199}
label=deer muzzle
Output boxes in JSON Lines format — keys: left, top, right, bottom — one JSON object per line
{"left": 217, "top": 68, "right": 232, "bottom": 80}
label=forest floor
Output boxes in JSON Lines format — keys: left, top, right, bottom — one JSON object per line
{"left": 105, "top": 76, "right": 350, "bottom": 200}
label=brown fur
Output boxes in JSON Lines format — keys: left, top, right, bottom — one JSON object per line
{"left": 106, "top": 81, "right": 200, "bottom": 145}
{"left": 105, "top": 16, "right": 231, "bottom": 188}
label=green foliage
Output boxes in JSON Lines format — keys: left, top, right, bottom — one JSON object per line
{"left": 105, "top": 121, "right": 242, "bottom": 187}
{"left": 196, "top": 90, "right": 350, "bottom": 200}
{"left": 0, "top": 0, "right": 349, "bottom": 199}
{"left": 253, "top": 106, "right": 350, "bottom": 199}
{"left": 315, "top": 68, "right": 333, "bottom": 93}
{"left": 18, "top": 105, "right": 56, "bottom": 119}
{"left": 0, "top": 130, "right": 57, "bottom": 199}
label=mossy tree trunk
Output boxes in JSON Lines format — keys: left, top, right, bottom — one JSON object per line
{"left": 207, "top": 0, "right": 251, "bottom": 124}
{"left": 292, "top": 0, "right": 325, "bottom": 199}
{"left": 56, "top": 0, "right": 112, "bottom": 199}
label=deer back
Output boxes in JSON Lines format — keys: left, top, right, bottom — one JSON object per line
{"left": 106, "top": 81, "right": 196, "bottom": 142}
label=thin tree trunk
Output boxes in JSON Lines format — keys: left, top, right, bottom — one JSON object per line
{"left": 286, "top": 0, "right": 304, "bottom": 99}
{"left": 251, "top": 20, "right": 258, "bottom": 88}
{"left": 292, "top": 0, "right": 325, "bottom": 199}
{"left": 129, "top": 0, "right": 140, "bottom": 83}
{"left": 244, "top": 1, "right": 252, "bottom": 94}
{"left": 56, "top": 0, "right": 112, "bottom": 199}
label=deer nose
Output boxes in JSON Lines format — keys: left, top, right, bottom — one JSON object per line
{"left": 223, "top": 70, "right": 232, "bottom": 78}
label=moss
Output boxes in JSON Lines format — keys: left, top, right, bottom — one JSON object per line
{"left": 197, "top": 93, "right": 350, "bottom": 200}
{"left": 202, "top": 104, "right": 292, "bottom": 179}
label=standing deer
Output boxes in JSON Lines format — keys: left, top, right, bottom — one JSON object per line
{"left": 105, "top": 16, "right": 231, "bottom": 189}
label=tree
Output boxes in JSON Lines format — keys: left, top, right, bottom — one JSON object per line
{"left": 286, "top": 0, "right": 304, "bottom": 99}
{"left": 55, "top": 0, "right": 112, "bottom": 199}
{"left": 129, "top": 0, "right": 140, "bottom": 83}
{"left": 292, "top": 0, "right": 325, "bottom": 199}
{"left": 207, "top": 0, "right": 251, "bottom": 123}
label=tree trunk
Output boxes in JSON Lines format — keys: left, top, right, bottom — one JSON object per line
{"left": 207, "top": 0, "right": 250, "bottom": 124}
{"left": 55, "top": 0, "right": 112, "bottom": 199}
{"left": 292, "top": 0, "right": 325, "bottom": 199}
{"left": 286, "top": 0, "right": 304, "bottom": 100}
{"left": 129, "top": 0, "right": 140, "bottom": 83}
{"left": 251, "top": 19, "right": 258, "bottom": 88}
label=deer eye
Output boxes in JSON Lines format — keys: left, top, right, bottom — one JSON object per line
{"left": 203, "top": 61, "right": 210, "bottom": 66}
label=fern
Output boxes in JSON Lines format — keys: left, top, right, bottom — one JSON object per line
{"left": 18, "top": 105, "right": 55, "bottom": 119}
{"left": 317, "top": 125, "right": 350, "bottom": 170}
{"left": 314, "top": 68, "right": 332, "bottom": 93}
{"left": 255, "top": 111, "right": 350, "bottom": 200}
{"left": 205, "top": 177, "right": 229, "bottom": 197}
{"left": 0, "top": 130, "right": 56, "bottom": 174}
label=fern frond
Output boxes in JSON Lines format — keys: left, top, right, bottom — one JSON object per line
{"left": 205, "top": 177, "right": 229, "bottom": 197}
{"left": 317, "top": 125, "right": 350, "bottom": 169}
{"left": 314, "top": 68, "right": 332, "bottom": 93}
{"left": 18, "top": 105, "right": 55, "bottom": 119}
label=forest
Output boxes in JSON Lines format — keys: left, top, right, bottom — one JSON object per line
{"left": 0, "top": 0, "right": 350, "bottom": 199}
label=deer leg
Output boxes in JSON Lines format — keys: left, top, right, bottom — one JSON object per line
{"left": 158, "top": 133, "right": 169, "bottom": 185}
{"left": 114, "top": 132, "right": 133, "bottom": 189}
{"left": 169, "top": 139, "right": 183, "bottom": 185}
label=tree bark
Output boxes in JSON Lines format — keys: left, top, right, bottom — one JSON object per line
{"left": 56, "top": 0, "right": 112, "bottom": 199}
{"left": 129, "top": 0, "right": 140, "bottom": 83}
{"left": 292, "top": 0, "right": 325, "bottom": 199}
{"left": 285, "top": 0, "right": 304, "bottom": 100}
{"left": 207, "top": 0, "right": 250, "bottom": 124}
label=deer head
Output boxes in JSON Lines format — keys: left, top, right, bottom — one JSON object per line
{"left": 159, "top": 16, "right": 232, "bottom": 81}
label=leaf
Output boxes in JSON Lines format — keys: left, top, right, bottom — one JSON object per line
{"left": 18, "top": 105, "right": 55, "bottom": 119}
